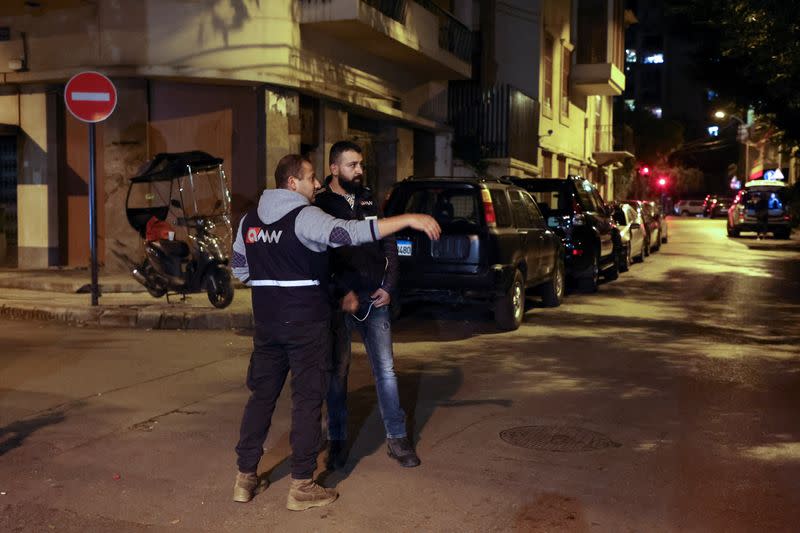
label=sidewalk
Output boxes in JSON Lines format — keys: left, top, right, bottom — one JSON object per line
{"left": 0, "top": 268, "right": 254, "bottom": 329}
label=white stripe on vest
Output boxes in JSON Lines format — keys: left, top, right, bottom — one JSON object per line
{"left": 249, "top": 279, "right": 320, "bottom": 287}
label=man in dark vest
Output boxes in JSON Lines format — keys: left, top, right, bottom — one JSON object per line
{"left": 315, "top": 141, "right": 420, "bottom": 470}
{"left": 230, "top": 154, "right": 439, "bottom": 511}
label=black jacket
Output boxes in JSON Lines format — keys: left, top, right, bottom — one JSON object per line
{"left": 314, "top": 178, "right": 398, "bottom": 304}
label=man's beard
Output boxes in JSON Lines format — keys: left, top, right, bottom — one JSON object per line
{"left": 340, "top": 177, "right": 363, "bottom": 195}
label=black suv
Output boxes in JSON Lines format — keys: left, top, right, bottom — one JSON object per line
{"left": 510, "top": 176, "right": 619, "bottom": 292}
{"left": 383, "top": 176, "right": 565, "bottom": 331}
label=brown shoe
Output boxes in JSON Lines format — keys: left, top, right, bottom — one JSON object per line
{"left": 232, "top": 471, "right": 264, "bottom": 503}
{"left": 286, "top": 478, "right": 338, "bottom": 511}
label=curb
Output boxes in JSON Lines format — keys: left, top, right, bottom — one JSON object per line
{"left": 0, "top": 302, "right": 254, "bottom": 330}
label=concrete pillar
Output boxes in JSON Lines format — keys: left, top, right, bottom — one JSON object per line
{"left": 435, "top": 132, "right": 453, "bottom": 176}
{"left": 396, "top": 127, "right": 413, "bottom": 183}
{"left": 17, "top": 88, "right": 59, "bottom": 268}
{"left": 265, "top": 88, "right": 300, "bottom": 189}
{"left": 322, "top": 104, "right": 348, "bottom": 178}
{"left": 102, "top": 79, "right": 149, "bottom": 273}
{"left": 0, "top": 93, "right": 20, "bottom": 126}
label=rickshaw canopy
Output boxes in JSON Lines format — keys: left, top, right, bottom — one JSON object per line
{"left": 129, "top": 151, "right": 223, "bottom": 183}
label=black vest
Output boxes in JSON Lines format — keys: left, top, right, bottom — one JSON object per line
{"left": 242, "top": 206, "right": 329, "bottom": 323}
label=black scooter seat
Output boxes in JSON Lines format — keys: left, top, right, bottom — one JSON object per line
{"left": 150, "top": 239, "right": 190, "bottom": 258}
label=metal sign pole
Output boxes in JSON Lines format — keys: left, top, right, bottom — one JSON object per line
{"left": 88, "top": 122, "right": 99, "bottom": 306}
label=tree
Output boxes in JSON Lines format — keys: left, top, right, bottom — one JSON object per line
{"left": 626, "top": 109, "right": 684, "bottom": 165}
{"left": 666, "top": 0, "right": 800, "bottom": 144}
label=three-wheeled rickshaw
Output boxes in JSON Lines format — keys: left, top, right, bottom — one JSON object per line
{"left": 125, "top": 151, "right": 234, "bottom": 308}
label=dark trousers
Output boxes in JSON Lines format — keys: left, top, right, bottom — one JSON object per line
{"left": 235, "top": 320, "right": 332, "bottom": 479}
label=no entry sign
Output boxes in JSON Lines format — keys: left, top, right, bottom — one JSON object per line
{"left": 64, "top": 71, "right": 117, "bottom": 123}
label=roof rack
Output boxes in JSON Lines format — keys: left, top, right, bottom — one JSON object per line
{"left": 405, "top": 175, "right": 515, "bottom": 185}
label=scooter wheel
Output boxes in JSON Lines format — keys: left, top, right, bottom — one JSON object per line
{"left": 207, "top": 267, "right": 234, "bottom": 309}
{"left": 147, "top": 286, "right": 167, "bottom": 298}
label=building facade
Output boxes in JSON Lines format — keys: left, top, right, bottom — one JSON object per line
{"left": 0, "top": 0, "right": 472, "bottom": 269}
{"left": 450, "top": 0, "right": 631, "bottom": 200}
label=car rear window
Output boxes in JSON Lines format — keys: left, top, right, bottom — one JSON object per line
{"left": 398, "top": 187, "right": 481, "bottom": 229}
{"left": 743, "top": 188, "right": 787, "bottom": 209}
{"left": 522, "top": 181, "right": 572, "bottom": 217}
{"left": 489, "top": 188, "right": 513, "bottom": 227}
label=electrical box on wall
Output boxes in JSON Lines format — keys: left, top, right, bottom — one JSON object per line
{"left": 0, "top": 28, "right": 26, "bottom": 73}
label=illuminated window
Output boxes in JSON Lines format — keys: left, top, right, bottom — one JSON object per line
{"left": 625, "top": 49, "right": 637, "bottom": 63}
{"left": 624, "top": 99, "right": 635, "bottom": 111}
{"left": 543, "top": 34, "right": 554, "bottom": 113}
{"left": 643, "top": 53, "right": 664, "bottom": 64}
{"left": 707, "top": 126, "right": 719, "bottom": 137}
{"left": 645, "top": 106, "right": 662, "bottom": 118}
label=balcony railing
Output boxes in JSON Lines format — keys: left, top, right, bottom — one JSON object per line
{"left": 414, "top": 0, "right": 474, "bottom": 62}
{"left": 449, "top": 82, "right": 539, "bottom": 166}
{"left": 362, "top": 0, "right": 407, "bottom": 22}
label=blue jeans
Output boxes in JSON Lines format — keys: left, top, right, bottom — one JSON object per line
{"left": 326, "top": 305, "right": 407, "bottom": 440}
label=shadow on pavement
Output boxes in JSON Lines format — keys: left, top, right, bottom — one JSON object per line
{"left": 0, "top": 411, "right": 66, "bottom": 456}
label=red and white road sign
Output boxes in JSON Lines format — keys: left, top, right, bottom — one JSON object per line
{"left": 64, "top": 71, "right": 117, "bottom": 123}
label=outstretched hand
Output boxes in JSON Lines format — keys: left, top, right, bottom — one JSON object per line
{"left": 407, "top": 214, "right": 441, "bottom": 240}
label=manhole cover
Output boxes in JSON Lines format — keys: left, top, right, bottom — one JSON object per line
{"left": 499, "top": 425, "right": 621, "bottom": 452}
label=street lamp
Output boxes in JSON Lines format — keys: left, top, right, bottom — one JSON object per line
{"left": 713, "top": 109, "right": 750, "bottom": 182}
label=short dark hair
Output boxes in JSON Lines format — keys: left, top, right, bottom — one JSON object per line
{"left": 275, "top": 154, "right": 309, "bottom": 189}
{"left": 329, "top": 140, "right": 362, "bottom": 166}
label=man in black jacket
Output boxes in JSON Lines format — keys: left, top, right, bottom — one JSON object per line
{"left": 315, "top": 141, "right": 420, "bottom": 469}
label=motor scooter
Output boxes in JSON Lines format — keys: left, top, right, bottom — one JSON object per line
{"left": 124, "top": 151, "right": 234, "bottom": 308}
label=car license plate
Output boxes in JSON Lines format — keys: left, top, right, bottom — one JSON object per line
{"left": 397, "top": 239, "right": 412, "bottom": 256}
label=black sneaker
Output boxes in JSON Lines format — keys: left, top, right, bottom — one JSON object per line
{"left": 326, "top": 439, "right": 348, "bottom": 471}
{"left": 387, "top": 437, "right": 421, "bottom": 468}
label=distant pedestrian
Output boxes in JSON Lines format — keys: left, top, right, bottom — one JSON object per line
{"left": 230, "top": 154, "right": 439, "bottom": 511}
{"left": 755, "top": 193, "right": 769, "bottom": 239}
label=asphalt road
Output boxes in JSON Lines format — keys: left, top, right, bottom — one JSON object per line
{"left": 1, "top": 217, "right": 799, "bottom": 532}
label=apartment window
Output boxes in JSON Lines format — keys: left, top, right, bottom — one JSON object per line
{"left": 542, "top": 151, "right": 553, "bottom": 177}
{"left": 645, "top": 106, "right": 662, "bottom": 118}
{"left": 543, "top": 34, "right": 554, "bottom": 114}
{"left": 577, "top": 0, "right": 607, "bottom": 65}
{"left": 642, "top": 53, "right": 664, "bottom": 64}
{"left": 557, "top": 156, "right": 567, "bottom": 178}
{"left": 561, "top": 48, "right": 571, "bottom": 117}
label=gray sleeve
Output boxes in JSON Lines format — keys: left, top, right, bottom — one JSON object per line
{"left": 295, "top": 205, "right": 380, "bottom": 252}
{"left": 231, "top": 215, "right": 251, "bottom": 285}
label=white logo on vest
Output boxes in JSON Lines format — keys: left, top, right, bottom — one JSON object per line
{"left": 246, "top": 227, "right": 283, "bottom": 244}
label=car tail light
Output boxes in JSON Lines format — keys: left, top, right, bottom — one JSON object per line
{"left": 481, "top": 188, "right": 496, "bottom": 227}
{"left": 784, "top": 215, "right": 791, "bottom": 221}
{"left": 571, "top": 248, "right": 583, "bottom": 256}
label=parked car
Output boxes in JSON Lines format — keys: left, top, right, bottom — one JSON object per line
{"left": 511, "top": 175, "right": 620, "bottom": 293}
{"left": 708, "top": 196, "right": 733, "bottom": 218}
{"left": 625, "top": 200, "right": 660, "bottom": 254}
{"left": 651, "top": 201, "right": 669, "bottom": 244}
{"left": 727, "top": 179, "right": 792, "bottom": 239}
{"left": 703, "top": 194, "right": 718, "bottom": 217}
{"left": 612, "top": 203, "right": 646, "bottom": 269}
{"left": 674, "top": 199, "right": 705, "bottom": 216}
{"left": 383, "top": 176, "right": 565, "bottom": 331}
